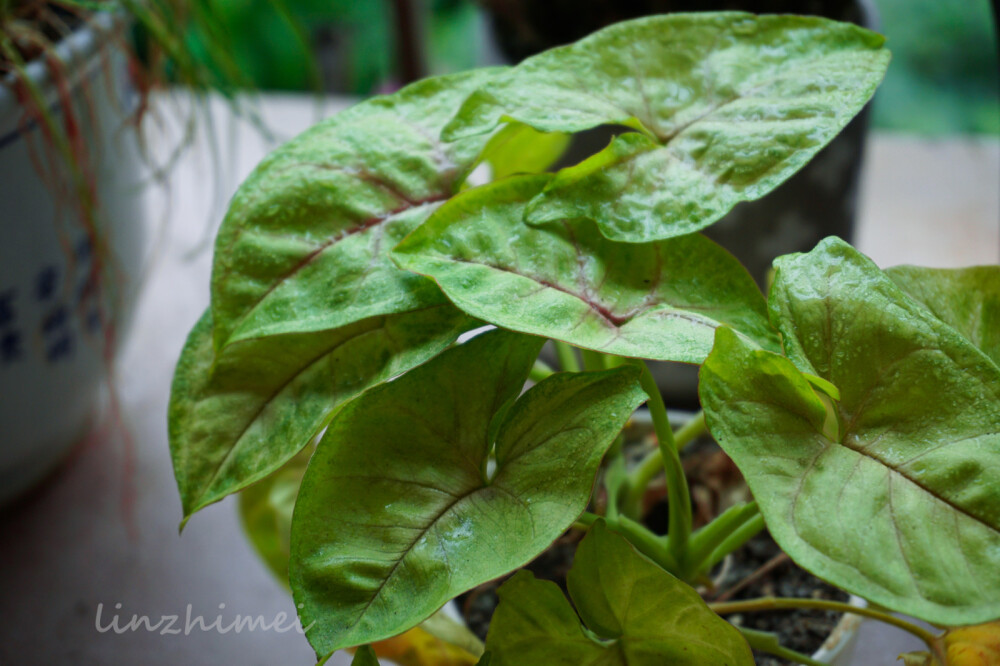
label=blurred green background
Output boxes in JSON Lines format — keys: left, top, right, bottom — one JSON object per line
{"left": 871, "top": 0, "right": 998, "bottom": 134}
{"left": 185, "top": 0, "right": 482, "bottom": 94}
{"left": 186, "top": 0, "right": 998, "bottom": 135}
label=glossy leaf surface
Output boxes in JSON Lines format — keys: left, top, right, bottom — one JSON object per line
{"left": 239, "top": 455, "right": 482, "bottom": 666}
{"left": 290, "top": 330, "right": 645, "bottom": 656}
{"left": 887, "top": 265, "right": 1000, "bottom": 367}
{"left": 169, "top": 306, "right": 472, "bottom": 520}
{"left": 484, "top": 521, "right": 753, "bottom": 665}
{"left": 210, "top": 69, "right": 501, "bottom": 348}
{"left": 700, "top": 238, "right": 1000, "bottom": 625}
{"left": 394, "top": 175, "right": 778, "bottom": 364}
{"left": 443, "top": 13, "right": 889, "bottom": 242}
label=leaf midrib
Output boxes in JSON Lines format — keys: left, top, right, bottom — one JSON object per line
{"left": 221, "top": 195, "right": 448, "bottom": 344}
{"left": 341, "top": 483, "right": 486, "bottom": 637}
{"left": 190, "top": 307, "right": 449, "bottom": 510}
{"left": 443, "top": 256, "right": 723, "bottom": 334}
{"left": 837, "top": 431, "right": 998, "bottom": 532}
{"left": 634, "top": 39, "right": 872, "bottom": 146}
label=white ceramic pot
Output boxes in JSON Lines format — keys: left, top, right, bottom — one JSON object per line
{"left": 812, "top": 595, "right": 867, "bottom": 664}
{"left": 0, "top": 14, "right": 147, "bottom": 504}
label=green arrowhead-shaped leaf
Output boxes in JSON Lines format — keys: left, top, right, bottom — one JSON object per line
{"left": 289, "top": 329, "right": 645, "bottom": 656}
{"left": 239, "top": 451, "right": 486, "bottom": 659}
{"left": 700, "top": 238, "right": 1000, "bottom": 625}
{"left": 442, "top": 13, "right": 889, "bottom": 242}
{"left": 168, "top": 305, "right": 472, "bottom": 520}
{"left": 210, "top": 68, "right": 502, "bottom": 349}
{"left": 393, "top": 174, "right": 779, "bottom": 364}
{"left": 484, "top": 521, "right": 753, "bottom": 665}
{"left": 887, "top": 265, "right": 1000, "bottom": 367}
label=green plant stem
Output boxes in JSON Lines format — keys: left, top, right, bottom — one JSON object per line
{"left": 711, "top": 598, "right": 939, "bottom": 648}
{"left": 674, "top": 411, "right": 707, "bottom": 448}
{"left": 580, "top": 348, "right": 606, "bottom": 372}
{"left": 553, "top": 341, "right": 581, "bottom": 372}
{"left": 627, "top": 359, "right": 692, "bottom": 568}
{"left": 736, "top": 627, "right": 826, "bottom": 666}
{"left": 573, "top": 511, "right": 600, "bottom": 529}
{"left": 602, "top": 441, "right": 627, "bottom": 522}
{"left": 702, "top": 513, "right": 766, "bottom": 574}
{"left": 624, "top": 411, "right": 707, "bottom": 517}
{"left": 529, "top": 359, "right": 555, "bottom": 382}
{"left": 571, "top": 512, "right": 679, "bottom": 574}
{"left": 686, "top": 501, "right": 759, "bottom": 578}
{"left": 616, "top": 514, "right": 678, "bottom": 573}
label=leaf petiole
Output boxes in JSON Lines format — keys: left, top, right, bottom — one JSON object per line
{"left": 626, "top": 360, "right": 692, "bottom": 571}
{"left": 701, "top": 513, "right": 766, "bottom": 575}
{"left": 623, "top": 411, "right": 707, "bottom": 517}
{"left": 572, "top": 512, "right": 679, "bottom": 575}
{"left": 602, "top": 437, "right": 627, "bottom": 522}
{"left": 685, "top": 502, "right": 760, "bottom": 579}
{"left": 553, "top": 340, "right": 581, "bottom": 372}
{"left": 580, "top": 348, "right": 607, "bottom": 372}
{"left": 712, "top": 597, "right": 939, "bottom": 648}
{"left": 529, "top": 359, "right": 555, "bottom": 382}
{"left": 736, "top": 627, "right": 826, "bottom": 666}
{"left": 616, "top": 514, "right": 678, "bottom": 574}
{"left": 573, "top": 511, "right": 601, "bottom": 530}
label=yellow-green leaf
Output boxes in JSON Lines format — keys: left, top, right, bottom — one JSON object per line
{"left": 210, "top": 69, "right": 502, "bottom": 349}
{"left": 394, "top": 174, "right": 778, "bottom": 364}
{"left": 169, "top": 306, "right": 472, "bottom": 520}
{"left": 443, "top": 13, "right": 889, "bottom": 242}
{"left": 700, "top": 238, "right": 1000, "bottom": 626}
{"left": 484, "top": 521, "right": 753, "bottom": 665}
{"left": 289, "top": 329, "right": 645, "bottom": 656}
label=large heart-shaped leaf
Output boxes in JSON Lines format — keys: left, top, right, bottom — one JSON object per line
{"left": 239, "top": 456, "right": 483, "bottom": 666}
{"left": 483, "top": 520, "right": 753, "bottom": 665}
{"left": 442, "top": 13, "right": 889, "bottom": 243}
{"left": 210, "top": 68, "right": 502, "bottom": 349}
{"left": 887, "top": 265, "right": 1000, "bottom": 368}
{"left": 289, "top": 329, "right": 645, "bottom": 656}
{"left": 700, "top": 238, "right": 1000, "bottom": 625}
{"left": 394, "top": 175, "right": 778, "bottom": 364}
{"left": 168, "top": 305, "right": 472, "bottom": 521}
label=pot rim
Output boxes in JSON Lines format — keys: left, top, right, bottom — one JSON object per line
{"left": 811, "top": 594, "right": 867, "bottom": 662}
{"left": 0, "top": 11, "right": 122, "bottom": 120}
